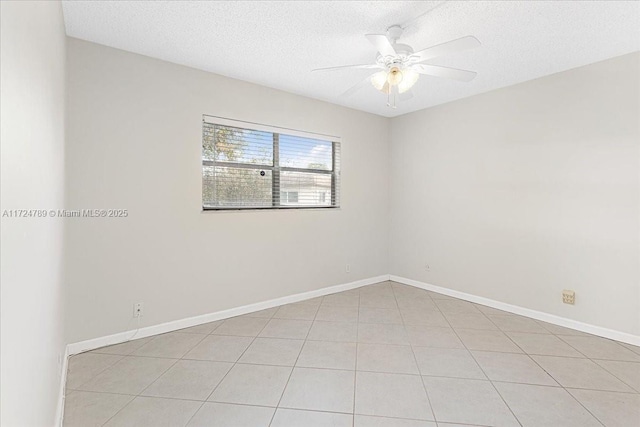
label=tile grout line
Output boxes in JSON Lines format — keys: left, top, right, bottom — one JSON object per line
{"left": 100, "top": 331, "right": 212, "bottom": 426}
{"left": 120, "top": 325, "right": 635, "bottom": 362}
{"left": 69, "top": 389, "right": 366, "bottom": 413}
{"left": 90, "top": 335, "right": 636, "bottom": 364}
{"left": 135, "top": 333, "right": 214, "bottom": 427}
{"left": 556, "top": 333, "right": 640, "bottom": 362}
{"left": 473, "top": 310, "right": 607, "bottom": 427}
{"left": 497, "top": 320, "right": 614, "bottom": 426}
{"left": 481, "top": 309, "right": 608, "bottom": 426}
{"left": 67, "top": 376, "right": 640, "bottom": 407}
{"left": 352, "top": 288, "right": 361, "bottom": 427}
{"left": 473, "top": 315, "right": 569, "bottom": 424}
{"left": 195, "top": 311, "right": 279, "bottom": 425}
{"left": 267, "top": 295, "right": 322, "bottom": 427}
{"left": 161, "top": 312, "right": 272, "bottom": 427}
{"left": 593, "top": 360, "right": 640, "bottom": 393}
{"left": 428, "top": 293, "right": 524, "bottom": 427}
{"left": 71, "top": 334, "right": 177, "bottom": 426}
{"left": 99, "top": 361, "right": 183, "bottom": 426}
{"left": 469, "top": 338, "right": 565, "bottom": 390}
{"left": 554, "top": 362, "right": 631, "bottom": 426}
{"left": 138, "top": 332, "right": 209, "bottom": 391}
{"left": 67, "top": 354, "right": 126, "bottom": 391}
{"left": 390, "top": 283, "right": 438, "bottom": 424}
{"left": 67, "top": 366, "right": 640, "bottom": 394}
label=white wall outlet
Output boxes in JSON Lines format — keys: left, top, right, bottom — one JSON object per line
{"left": 425, "top": 263, "right": 430, "bottom": 271}
{"left": 562, "top": 290, "right": 575, "bottom": 305}
{"left": 345, "top": 264, "right": 351, "bottom": 273}
{"left": 133, "top": 302, "right": 144, "bottom": 317}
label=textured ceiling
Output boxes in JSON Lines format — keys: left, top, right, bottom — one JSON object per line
{"left": 62, "top": 1, "right": 640, "bottom": 117}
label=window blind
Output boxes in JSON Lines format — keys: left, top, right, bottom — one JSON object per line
{"left": 202, "top": 116, "right": 341, "bottom": 210}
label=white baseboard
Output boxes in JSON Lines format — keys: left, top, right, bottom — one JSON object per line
{"left": 66, "top": 274, "right": 390, "bottom": 356}
{"left": 55, "top": 345, "right": 69, "bottom": 427}
{"left": 391, "top": 275, "right": 640, "bottom": 347}
{"left": 67, "top": 272, "right": 639, "bottom": 354}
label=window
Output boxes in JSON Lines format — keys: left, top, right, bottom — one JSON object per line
{"left": 202, "top": 116, "right": 341, "bottom": 210}
{"left": 281, "top": 191, "right": 299, "bottom": 204}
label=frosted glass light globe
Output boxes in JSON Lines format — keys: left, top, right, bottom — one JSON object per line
{"left": 371, "top": 71, "right": 388, "bottom": 92}
{"left": 398, "top": 68, "right": 419, "bottom": 93}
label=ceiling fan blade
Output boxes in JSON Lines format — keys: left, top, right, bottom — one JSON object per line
{"left": 365, "top": 34, "right": 396, "bottom": 57}
{"left": 399, "top": 90, "right": 414, "bottom": 101}
{"left": 412, "top": 64, "right": 477, "bottom": 82}
{"left": 340, "top": 73, "right": 376, "bottom": 98}
{"left": 312, "top": 64, "right": 381, "bottom": 72}
{"left": 412, "top": 36, "right": 480, "bottom": 63}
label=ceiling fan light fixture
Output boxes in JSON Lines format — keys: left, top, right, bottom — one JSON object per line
{"left": 398, "top": 67, "right": 419, "bottom": 93}
{"left": 387, "top": 66, "right": 404, "bottom": 86}
{"left": 372, "top": 66, "right": 410, "bottom": 94}
{"left": 370, "top": 70, "right": 388, "bottom": 92}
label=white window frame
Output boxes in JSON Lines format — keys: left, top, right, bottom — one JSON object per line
{"left": 202, "top": 115, "right": 341, "bottom": 210}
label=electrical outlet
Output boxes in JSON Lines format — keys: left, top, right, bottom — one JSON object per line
{"left": 133, "top": 302, "right": 144, "bottom": 317}
{"left": 345, "top": 264, "right": 351, "bottom": 273}
{"left": 562, "top": 290, "right": 575, "bottom": 305}
{"left": 425, "top": 263, "right": 430, "bottom": 271}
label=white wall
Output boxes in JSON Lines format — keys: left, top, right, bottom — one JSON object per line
{"left": 64, "top": 39, "right": 390, "bottom": 344}
{"left": 390, "top": 53, "right": 640, "bottom": 336}
{"left": 0, "top": 1, "right": 67, "bottom": 425}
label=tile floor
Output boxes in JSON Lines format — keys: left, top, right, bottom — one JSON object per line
{"left": 63, "top": 281, "right": 640, "bottom": 427}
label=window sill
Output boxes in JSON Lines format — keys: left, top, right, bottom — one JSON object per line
{"left": 201, "top": 206, "right": 341, "bottom": 213}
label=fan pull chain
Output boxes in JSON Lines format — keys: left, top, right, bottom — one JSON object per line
{"left": 387, "top": 86, "right": 398, "bottom": 109}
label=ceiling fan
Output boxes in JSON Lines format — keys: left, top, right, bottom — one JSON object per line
{"left": 312, "top": 25, "right": 480, "bottom": 108}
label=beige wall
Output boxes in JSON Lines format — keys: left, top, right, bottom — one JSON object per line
{"left": 0, "top": 1, "right": 67, "bottom": 425}
{"left": 64, "top": 37, "right": 639, "bottom": 344}
{"left": 64, "top": 39, "right": 390, "bottom": 343}
{"left": 390, "top": 53, "right": 640, "bottom": 335}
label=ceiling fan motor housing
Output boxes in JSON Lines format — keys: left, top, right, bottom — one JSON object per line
{"left": 392, "top": 43, "right": 414, "bottom": 57}
{"left": 386, "top": 25, "right": 404, "bottom": 42}
{"left": 377, "top": 43, "right": 414, "bottom": 69}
